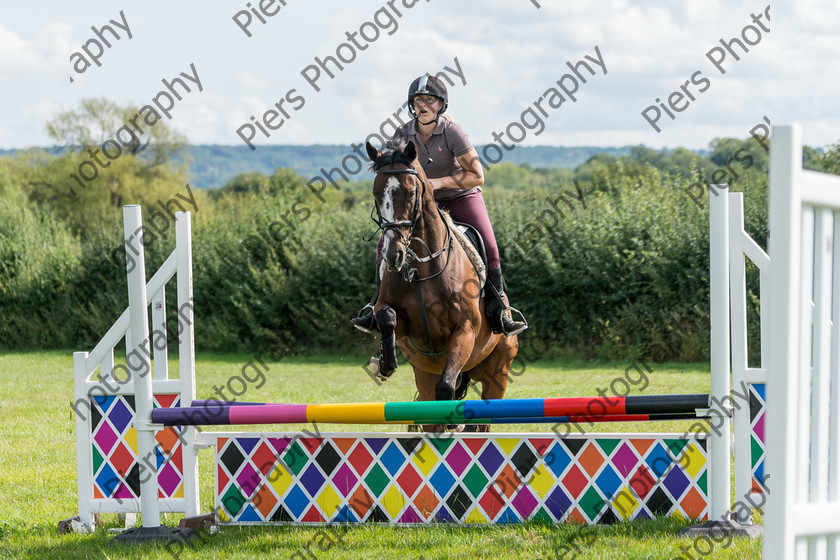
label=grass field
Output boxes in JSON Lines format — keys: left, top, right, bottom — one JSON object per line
{"left": 0, "top": 350, "right": 762, "bottom": 559}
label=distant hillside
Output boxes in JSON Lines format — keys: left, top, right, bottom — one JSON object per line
{"left": 182, "top": 145, "right": 361, "bottom": 188}
{"left": 0, "top": 144, "right": 677, "bottom": 189}
{"left": 180, "top": 145, "right": 638, "bottom": 188}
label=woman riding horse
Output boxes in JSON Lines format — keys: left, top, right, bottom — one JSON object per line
{"left": 352, "top": 74, "right": 527, "bottom": 337}
{"left": 362, "top": 139, "right": 518, "bottom": 425}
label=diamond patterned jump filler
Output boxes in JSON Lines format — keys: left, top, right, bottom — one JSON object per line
{"left": 215, "top": 433, "right": 709, "bottom": 525}
{"left": 749, "top": 383, "right": 768, "bottom": 494}
{"left": 89, "top": 394, "right": 186, "bottom": 501}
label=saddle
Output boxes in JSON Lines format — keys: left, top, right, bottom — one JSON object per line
{"left": 444, "top": 217, "right": 487, "bottom": 288}
{"left": 454, "top": 222, "right": 488, "bottom": 270}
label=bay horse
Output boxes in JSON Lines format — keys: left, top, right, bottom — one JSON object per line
{"left": 364, "top": 140, "right": 518, "bottom": 432}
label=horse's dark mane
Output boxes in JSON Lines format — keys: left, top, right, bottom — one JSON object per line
{"left": 369, "top": 139, "right": 415, "bottom": 172}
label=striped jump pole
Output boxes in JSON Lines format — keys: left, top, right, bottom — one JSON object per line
{"left": 186, "top": 400, "right": 699, "bottom": 425}
{"left": 151, "top": 394, "right": 709, "bottom": 426}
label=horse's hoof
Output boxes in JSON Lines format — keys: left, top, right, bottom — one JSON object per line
{"left": 435, "top": 385, "right": 455, "bottom": 401}
{"left": 371, "top": 356, "right": 395, "bottom": 381}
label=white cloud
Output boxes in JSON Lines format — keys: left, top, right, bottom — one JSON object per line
{"left": 36, "top": 22, "right": 73, "bottom": 66}
{"left": 235, "top": 71, "right": 271, "bottom": 92}
{"left": 1, "top": 0, "right": 838, "bottom": 150}
{"left": 0, "top": 24, "right": 47, "bottom": 73}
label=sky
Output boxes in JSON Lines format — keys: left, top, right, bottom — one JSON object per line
{"left": 1, "top": 0, "right": 838, "bottom": 152}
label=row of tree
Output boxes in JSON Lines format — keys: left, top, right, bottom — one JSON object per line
{"left": 2, "top": 98, "right": 838, "bottom": 360}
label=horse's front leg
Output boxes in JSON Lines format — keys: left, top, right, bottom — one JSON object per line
{"left": 374, "top": 305, "right": 399, "bottom": 379}
{"left": 434, "top": 327, "right": 476, "bottom": 401}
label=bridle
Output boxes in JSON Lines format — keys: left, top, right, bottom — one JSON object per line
{"left": 366, "top": 160, "right": 422, "bottom": 246}
{"left": 367, "top": 154, "right": 453, "bottom": 283}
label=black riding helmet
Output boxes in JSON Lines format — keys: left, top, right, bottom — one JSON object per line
{"left": 408, "top": 75, "right": 448, "bottom": 123}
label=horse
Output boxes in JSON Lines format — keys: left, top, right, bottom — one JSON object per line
{"left": 363, "top": 139, "right": 518, "bottom": 432}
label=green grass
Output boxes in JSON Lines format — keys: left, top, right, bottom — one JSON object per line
{"left": 0, "top": 351, "right": 762, "bottom": 559}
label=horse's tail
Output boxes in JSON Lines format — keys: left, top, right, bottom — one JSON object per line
{"left": 454, "top": 369, "right": 472, "bottom": 401}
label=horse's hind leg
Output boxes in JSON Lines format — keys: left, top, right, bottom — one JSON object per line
{"left": 475, "top": 335, "right": 517, "bottom": 400}
{"left": 375, "top": 305, "right": 399, "bottom": 378}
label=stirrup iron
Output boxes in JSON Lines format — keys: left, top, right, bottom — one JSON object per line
{"left": 351, "top": 303, "right": 376, "bottom": 333}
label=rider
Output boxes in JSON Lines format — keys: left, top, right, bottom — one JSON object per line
{"left": 351, "top": 74, "right": 527, "bottom": 337}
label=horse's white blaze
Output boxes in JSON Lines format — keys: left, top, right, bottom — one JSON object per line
{"left": 380, "top": 177, "right": 400, "bottom": 256}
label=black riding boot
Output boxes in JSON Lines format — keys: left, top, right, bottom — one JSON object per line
{"left": 351, "top": 272, "right": 380, "bottom": 333}
{"left": 484, "top": 267, "right": 528, "bottom": 336}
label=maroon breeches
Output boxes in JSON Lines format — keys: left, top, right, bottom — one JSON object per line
{"left": 436, "top": 191, "right": 501, "bottom": 270}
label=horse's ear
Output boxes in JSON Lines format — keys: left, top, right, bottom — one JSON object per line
{"left": 404, "top": 140, "right": 417, "bottom": 162}
{"left": 365, "top": 142, "right": 380, "bottom": 162}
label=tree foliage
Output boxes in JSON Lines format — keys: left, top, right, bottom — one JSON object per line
{"left": 14, "top": 98, "right": 192, "bottom": 235}
{"left": 4, "top": 103, "right": 839, "bottom": 360}
{"left": 46, "top": 97, "right": 186, "bottom": 166}
{"left": 818, "top": 142, "right": 840, "bottom": 175}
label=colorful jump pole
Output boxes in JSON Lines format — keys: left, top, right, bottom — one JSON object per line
{"left": 151, "top": 394, "right": 709, "bottom": 426}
